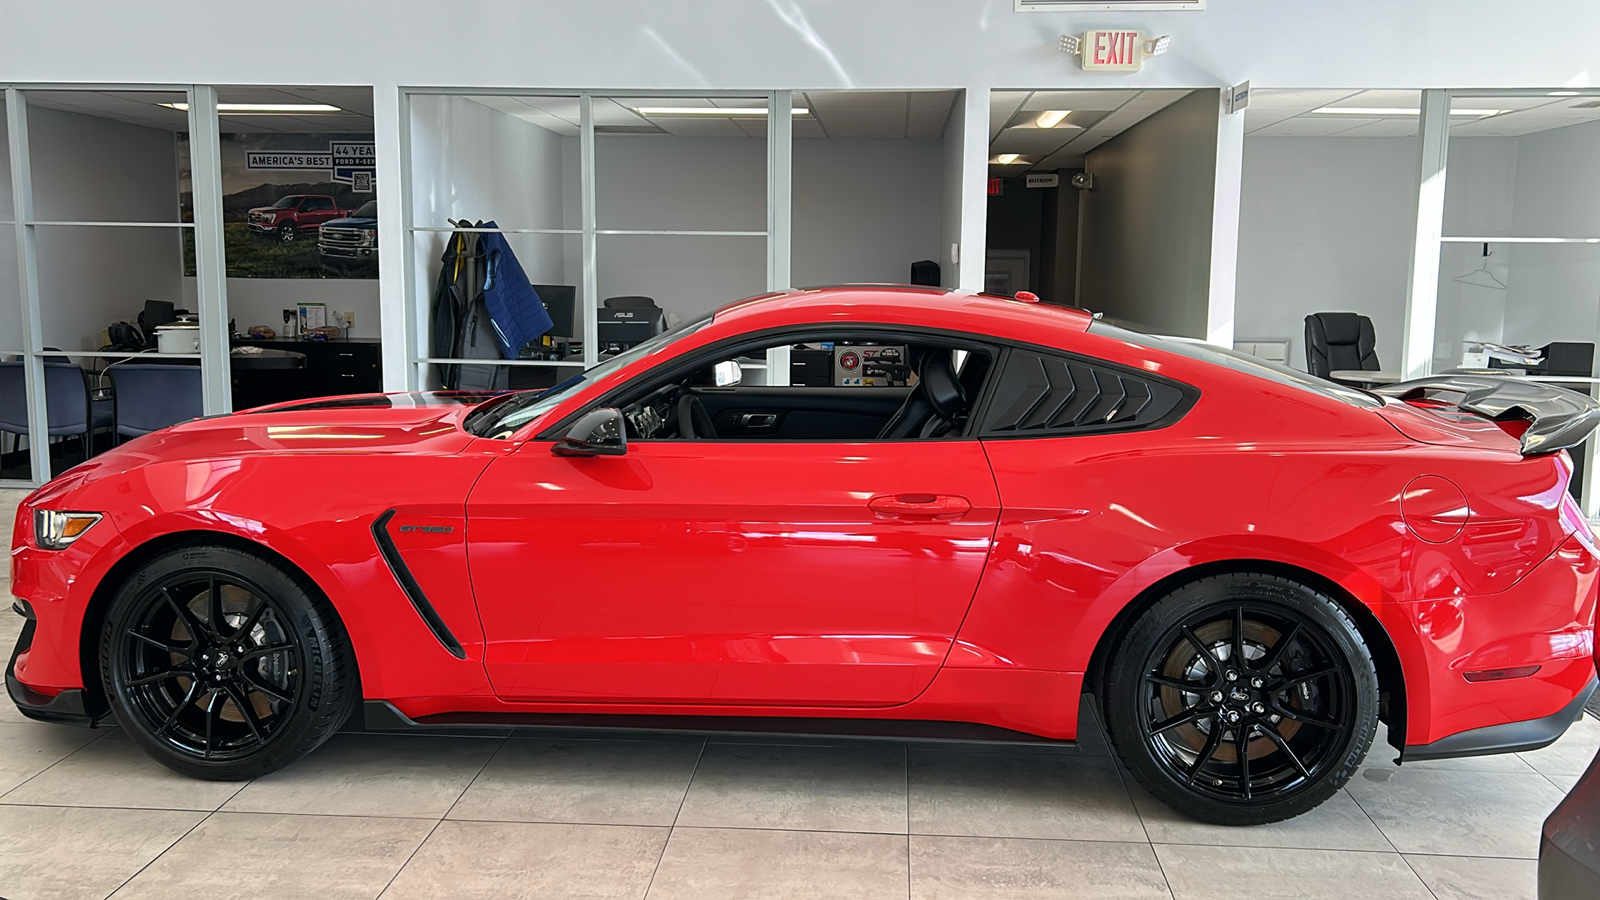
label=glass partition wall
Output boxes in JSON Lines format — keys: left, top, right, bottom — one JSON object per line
{"left": 402, "top": 90, "right": 798, "bottom": 391}
{"left": 0, "top": 86, "right": 230, "bottom": 487}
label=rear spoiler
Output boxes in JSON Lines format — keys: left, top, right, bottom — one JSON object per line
{"left": 1375, "top": 375, "right": 1600, "bottom": 456}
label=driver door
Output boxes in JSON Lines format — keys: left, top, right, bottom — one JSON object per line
{"left": 466, "top": 430, "right": 1000, "bottom": 709}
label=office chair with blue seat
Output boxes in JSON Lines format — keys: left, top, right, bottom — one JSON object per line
{"left": 106, "top": 363, "right": 204, "bottom": 442}
{"left": 0, "top": 360, "right": 115, "bottom": 458}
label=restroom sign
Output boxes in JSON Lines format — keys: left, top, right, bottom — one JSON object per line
{"left": 1059, "top": 30, "right": 1172, "bottom": 73}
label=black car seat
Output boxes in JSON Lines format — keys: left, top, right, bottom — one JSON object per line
{"left": 877, "top": 350, "right": 968, "bottom": 439}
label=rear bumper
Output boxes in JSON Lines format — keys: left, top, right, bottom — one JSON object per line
{"left": 6, "top": 601, "right": 102, "bottom": 726}
{"left": 1407, "top": 675, "right": 1596, "bottom": 760}
{"left": 1541, "top": 742, "right": 1600, "bottom": 899}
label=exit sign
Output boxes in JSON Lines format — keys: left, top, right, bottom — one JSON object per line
{"left": 1083, "top": 30, "right": 1143, "bottom": 71}
{"left": 1059, "top": 30, "right": 1170, "bottom": 73}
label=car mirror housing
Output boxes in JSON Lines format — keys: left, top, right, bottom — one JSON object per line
{"left": 552, "top": 407, "right": 627, "bottom": 457}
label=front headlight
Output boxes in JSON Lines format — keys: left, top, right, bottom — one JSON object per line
{"left": 34, "top": 510, "right": 102, "bottom": 550}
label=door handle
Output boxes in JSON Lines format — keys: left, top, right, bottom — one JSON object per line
{"left": 868, "top": 493, "right": 973, "bottom": 521}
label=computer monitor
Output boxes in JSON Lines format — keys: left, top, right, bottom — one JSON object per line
{"left": 530, "top": 284, "right": 577, "bottom": 340}
{"left": 596, "top": 307, "right": 666, "bottom": 351}
{"left": 143, "top": 299, "right": 177, "bottom": 332}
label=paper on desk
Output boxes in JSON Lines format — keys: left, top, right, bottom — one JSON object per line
{"left": 1474, "top": 342, "right": 1544, "bottom": 365}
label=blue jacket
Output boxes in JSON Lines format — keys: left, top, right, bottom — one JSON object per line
{"left": 477, "top": 222, "right": 554, "bottom": 359}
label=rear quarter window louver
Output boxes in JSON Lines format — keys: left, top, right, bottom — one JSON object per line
{"left": 979, "top": 348, "right": 1196, "bottom": 437}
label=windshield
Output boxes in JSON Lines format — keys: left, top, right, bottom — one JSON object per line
{"left": 464, "top": 311, "right": 715, "bottom": 439}
{"left": 1088, "top": 320, "right": 1382, "bottom": 408}
{"left": 353, "top": 200, "right": 377, "bottom": 217}
{"left": 270, "top": 196, "right": 302, "bottom": 209}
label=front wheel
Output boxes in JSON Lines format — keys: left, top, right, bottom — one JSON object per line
{"left": 99, "top": 543, "right": 356, "bottom": 780}
{"left": 277, "top": 223, "right": 298, "bottom": 243}
{"left": 1102, "top": 573, "right": 1378, "bottom": 825}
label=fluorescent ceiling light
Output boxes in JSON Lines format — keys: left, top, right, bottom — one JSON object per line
{"left": 1035, "top": 109, "right": 1072, "bottom": 128}
{"left": 1548, "top": 91, "right": 1582, "bottom": 96}
{"left": 1310, "top": 106, "right": 1506, "bottom": 117}
{"left": 159, "top": 102, "right": 343, "bottom": 114}
{"left": 632, "top": 106, "right": 810, "bottom": 117}
{"left": 993, "top": 153, "right": 1023, "bottom": 164}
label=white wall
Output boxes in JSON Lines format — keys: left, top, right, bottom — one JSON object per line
{"left": 408, "top": 94, "right": 573, "bottom": 344}
{"left": 1236, "top": 137, "right": 1419, "bottom": 370}
{"left": 5, "top": 1, "right": 1598, "bottom": 93}
{"left": 1080, "top": 89, "right": 1219, "bottom": 337}
{"left": 21, "top": 107, "right": 183, "bottom": 355}
{"left": 1501, "top": 121, "right": 1600, "bottom": 349}
{"left": 179, "top": 278, "right": 382, "bottom": 339}
{"left": 792, "top": 138, "right": 945, "bottom": 289}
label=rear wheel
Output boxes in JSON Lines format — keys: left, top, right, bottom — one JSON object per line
{"left": 99, "top": 543, "right": 355, "bottom": 780}
{"left": 1102, "top": 573, "right": 1378, "bottom": 825}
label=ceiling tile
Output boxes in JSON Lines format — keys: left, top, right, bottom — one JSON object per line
{"left": 1251, "top": 117, "right": 1382, "bottom": 137}
{"left": 1017, "top": 90, "right": 1136, "bottom": 112}
{"left": 1328, "top": 119, "right": 1419, "bottom": 137}
{"left": 807, "top": 91, "right": 908, "bottom": 112}
{"left": 992, "top": 126, "right": 1086, "bottom": 155}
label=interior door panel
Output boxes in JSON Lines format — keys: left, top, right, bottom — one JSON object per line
{"left": 693, "top": 386, "right": 910, "bottom": 440}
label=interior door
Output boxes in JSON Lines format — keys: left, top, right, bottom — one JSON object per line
{"left": 466, "top": 437, "right": 1000, "bottom": 708}
{"left": 692, "top": 386, "right": 910, "bottom": 440}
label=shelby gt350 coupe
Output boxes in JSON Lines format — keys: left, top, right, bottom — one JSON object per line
{"left": 9, "top": 287, "right": 1599, "bottom": 825}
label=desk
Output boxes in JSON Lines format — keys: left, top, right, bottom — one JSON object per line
{"left": 116, "top": 348, "right": 309, "bottom": 411}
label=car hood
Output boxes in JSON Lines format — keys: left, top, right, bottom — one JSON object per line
{"left": 74, "top": 392, "right": 505, "bottom": 473}
{"left": 323, "top": 215, "right": 376, "bottom": 228}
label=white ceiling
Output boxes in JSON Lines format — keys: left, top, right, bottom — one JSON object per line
{"left": 16, "top": 86, "right": 376, "bottom": 134}
{"left": 988, "top": 89, "right": 1192, "bottom": 175}
{"left": 468, "top": 90, "right": 960, "bottom": 139}
{"left": 1246, "top": 89, "right": 1600, "bottom": 138}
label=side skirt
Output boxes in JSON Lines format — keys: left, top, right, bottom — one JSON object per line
{"left": 355, "top": 700, "right": 1079, "bottom": 748}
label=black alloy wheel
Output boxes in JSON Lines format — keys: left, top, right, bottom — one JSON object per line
{"left": 101, "top": 543, "right": 355, "bottom": 780}
{"left": 1103, "top": 573, "right": 1378, "bottom": 825}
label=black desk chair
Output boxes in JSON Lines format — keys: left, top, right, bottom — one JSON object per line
{"left": 1305, "top": 312, "right": 1381, "bottom": 380}
{"left": 107, "top": 364, "right": 203, "bottom": 441}
{"left": 603, "top": 296, "right": 657, "bottom": 309}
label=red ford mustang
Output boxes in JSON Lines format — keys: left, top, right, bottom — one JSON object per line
{"left": 9, "top": 287, "right": 1599, "bottom": 824}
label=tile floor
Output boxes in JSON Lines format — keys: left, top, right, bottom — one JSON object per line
{"left": 2, "top": 488, "right": 1596, "bottom": 899}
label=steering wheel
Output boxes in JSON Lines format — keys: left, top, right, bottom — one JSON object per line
{"left": 676, "top": 393, "right": 717, "bottom": 439}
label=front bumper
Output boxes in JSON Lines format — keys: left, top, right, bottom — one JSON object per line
{"left": 247, "top": 221, "right": 278, "bottom": 234}
{"left": 320, "top": 245, "right": 375, "bottom": 260}
{"left": 6, "top": 600, "right": 103, "bottom": 726}
{"left": 1541, "top": 739, "right": 1600, "bottom": 899}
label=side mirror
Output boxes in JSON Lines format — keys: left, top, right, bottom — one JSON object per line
{"left": 712, "top": 360, "right": 743, "bottom": 387}
{"left": 552, "top": 407, "right": 627, "bottom": 457}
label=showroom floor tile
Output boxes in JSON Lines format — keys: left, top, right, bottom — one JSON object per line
{"left": 0, "top": 487, "right": 1594, "bottom": 900}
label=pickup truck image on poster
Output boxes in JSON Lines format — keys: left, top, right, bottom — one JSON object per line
{"left": 178, "top": 133, "right": 377, "bottom": 279}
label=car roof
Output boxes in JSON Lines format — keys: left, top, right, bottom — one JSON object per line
{"left": 711, "top": 286, "right": 1095, "bottom": 345}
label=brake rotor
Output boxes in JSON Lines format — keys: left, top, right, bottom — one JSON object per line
{"left": 1155, "top": 618, "right": 1303, "bottom": 764}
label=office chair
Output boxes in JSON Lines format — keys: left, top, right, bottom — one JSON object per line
{"left": 603, "top": 296, "right": 657, "bottom": 309}
{"left": 0, "top": 360, "right": 115, "bottom": 458}
{"left": 1305, "top": 312, "right": 1381, "bottom": 380}
{"left": 107, "top": 363, "right": 203, "bottom": 441}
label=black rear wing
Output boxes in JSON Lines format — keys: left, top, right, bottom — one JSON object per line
{"left": 1375, "top": 375, "right": 1600, "bottom": 456}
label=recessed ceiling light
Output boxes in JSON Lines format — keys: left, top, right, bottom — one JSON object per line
{"left": 993, "top": 153, "right": 1023, "bottom": 164}
{"left": 632, "top": 107, "right": 810, "bottom": 117}
{"left": 159, "top": 102, "right": 344, "bottom": 114}
{"left": 1310, "top": 106, "right": 1506, "bottom": 117}
{"left": 1035, "top": 109, "right": 1072, "bottom": 128}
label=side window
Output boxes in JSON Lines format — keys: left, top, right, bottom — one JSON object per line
{"left": 303, "top": 197, "right": 332, "bottom": 212}
{"left": 978, "top": 348, "right": 1194, "bottom": 437}
{"left": 612, "top": 335, "right": 996, "bottom": 443}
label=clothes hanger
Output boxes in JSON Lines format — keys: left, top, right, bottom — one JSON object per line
{"left": 1454, "top": 242, "right": 1507, "bottom": 290}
